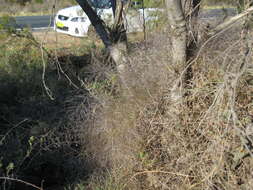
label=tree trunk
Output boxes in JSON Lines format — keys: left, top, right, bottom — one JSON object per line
{"left": 165, "top": 0, "right": 187, "bottom": 102}
{"left": 75, "top": 0, "right": 112, "bottom": 47}
{"left": 165, "top": 0, "right": 253, "bottom": 109}
{"left": 187, "top": 0, "right": 201, "bottom": 57}
{"left": 110, "top": 0, "right": 128, "bottom": 77}
{"left": 75, "top": 0, "right": 127, "bottom": 82}
{"left": 166, "top": 0, "right": 187, "bottom": 67}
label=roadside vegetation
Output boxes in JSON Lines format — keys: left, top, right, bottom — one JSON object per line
{"left": 0, "top": 0, "right": 238, "bottom": 16}
{"left": 1, "top": 0, "right": 253, "bottom": 190}
{"left": 0, "top": 17, "right": 94, "bottom": 189}
{"left": 0, "top": 0, "right": 76, "bottom": 16}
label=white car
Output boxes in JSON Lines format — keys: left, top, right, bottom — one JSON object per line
{"left": 54, "top": 5, "right": 113, "bottom": 37}
{"left": 54, "top": 5, "right": 162, "bottom": 37}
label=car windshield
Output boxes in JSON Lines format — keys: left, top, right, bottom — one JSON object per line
{"left": 71, "top": 17, "right": 78, "bottom": 22}
{"left": 80, "top": 17, "right": 86, "bottom": 22}
{"left": 70, "top": 17, "right": 86, "bottom": 22}
{"left": 58, "top": 15, "right": 69, "bottom": 21}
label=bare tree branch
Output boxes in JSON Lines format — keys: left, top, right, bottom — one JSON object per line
{"left": 209, "top": 6, "right": 253, "bottom": 36}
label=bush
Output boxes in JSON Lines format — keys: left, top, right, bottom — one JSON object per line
{"left": 5, "top": 0, "right": 31, "bottom": 6}
{"left": 1, "top": 8, "right": 253, "bottom": 190}
{"left": 69, "top": 25, "right": 253, "bottom": 189}
{"left": 0, "top": 28, "right": 91, "bottom": 190}
{"left": 0, "top": 0, "right": 77, "bottom": 16}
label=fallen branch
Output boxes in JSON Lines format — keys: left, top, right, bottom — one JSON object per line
{"left": 0, "top": 177, "right": 43, "bottom": 190}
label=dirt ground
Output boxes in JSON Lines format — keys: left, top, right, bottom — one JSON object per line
{"left": 33, "top": 30, "right": 145, "bottom": 50}
{"left": 32, "top": 30, "right": 91, "bottom": 49}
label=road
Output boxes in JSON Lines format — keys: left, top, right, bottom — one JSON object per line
{"left": 14, "top": 15, "right": 54, "bottom": 30}
{"left": 0, "top": 8, "right": 237, "bottom": 30}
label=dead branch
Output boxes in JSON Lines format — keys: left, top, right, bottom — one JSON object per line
{"left": 209, "top": 6, "right": 253, "bottom": 36}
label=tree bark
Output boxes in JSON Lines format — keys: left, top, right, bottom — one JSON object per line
{"left": 166, "top": 0, "right": 187, "bottom": 67}
{"left": 75, "top": 0, "right": 112, "bottom": 47}
{"left": 75, "top": 0, "right": 127, "bottom": 82}
{"left": 165, "top": 0, "right": 187, "bottom": 102}
{"left": 110, "top": 0, "right": 128, "bottom": 80}
{"left": 111, "top": 0, "right": 128, "bottom": 45}
{"left": 187, "top": 0, "right": 201, "bottom": 51}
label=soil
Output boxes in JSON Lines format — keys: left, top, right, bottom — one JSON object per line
{"left": 32, "top": 30, "right": 91, "bottom": 49}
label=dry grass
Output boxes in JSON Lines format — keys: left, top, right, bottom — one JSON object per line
{"left": 32, "top": 31, "right": 89, "bottom": 49}
{"left": 2, "top": 13, "right": 252, "bottom": 189}
{"left": 0, "top": 0, "right": 76, "bottom": 16}
{"left": 1, "top": 18, "right": 247, "bottom": 189}
{"left": 32, "top": 31, "right": 144, "bottom": 50}
{"left": 66, "top": 23, "right": 253, "bottom": 190}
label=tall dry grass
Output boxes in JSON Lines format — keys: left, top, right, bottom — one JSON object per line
{"left": 68, "top": 21, "right": 253, "bottom": 190}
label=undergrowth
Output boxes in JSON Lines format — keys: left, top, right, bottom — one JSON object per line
{"left": 0, "top": 14, "right": 253, "bottom": 190}
{"left": 69, "top": 27, "right": 253, "bottom": 189}
{"left": 0, "top": 27, "right": 94, "bottom": 190}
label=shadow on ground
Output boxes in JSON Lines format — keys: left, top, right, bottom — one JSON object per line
{"left": 0, "top": 49, "right": 98, "bottom": 190}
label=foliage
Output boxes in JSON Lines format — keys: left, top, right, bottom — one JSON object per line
{"left": 71, "top": 27, "right": 253, "bottom": 189}
{"left": 0, "top": 26, "right": 91, "bottom": 189}
{"left": 4, "top": 0, "right": 31, "bottom": 6}
{"left": 1, "top": 0, "right": 253, "bottom": 190}
{"left": 0, "top": 15, "right": 16, "bottom": 33}
{"left": 0, "top": 0, "right": 77, "bottom": 16}
{"left": 130, "top": 0, "right": 164, "bottom": 9}
{"left": 143, "top": 0, "right": 164, "bottom": 8}
{"left": 3, "top": 0, "right": 45, "bottom": 5}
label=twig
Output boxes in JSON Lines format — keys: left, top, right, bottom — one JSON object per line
{"left": 209, "top": 6, "right": 253, "bottom": 36}
{"left": 0, "top": 119, "right": 29, "bottom": 145}
{"left": 122, "top": 169, "right": 197, "bottom": 189}
{"left": 181, "top": 20, "right": 239, "bottom": 78}
{"left": 40, "top": 43, "right": 55, "bottom": 100}
{"left": 130, "top": 170, "right": 196, "bottom": 178}
{"left": 189, "top": 154, "right": 223, "bottom": 189}
{"left": 0, "top": 177, "right": 43, "bottom": 190}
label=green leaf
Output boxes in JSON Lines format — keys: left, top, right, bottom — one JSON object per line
{"left": 6, "top": 162, "right": 14, "bottom": 171}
